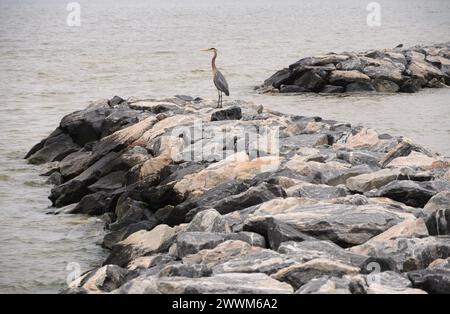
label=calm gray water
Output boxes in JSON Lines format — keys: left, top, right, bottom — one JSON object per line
{"left": 0, "top": 0, "right": 449, "bottom": 293}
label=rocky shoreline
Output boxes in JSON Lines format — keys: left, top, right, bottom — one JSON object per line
{"left": 261, "top": 43, "right": 450, "bottom": 94}
{"left": 26, "top": 95, "right": 450, "bottom": 294}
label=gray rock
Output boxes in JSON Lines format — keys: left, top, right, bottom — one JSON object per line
{"left": 67, "top": 264, "right": 128, "bottom": 293}
{"left": 293, "top": 71, "right": 325, "bottom": 92}
{"left": 70, "top": 191, "right": 116, "bottom": 215}
{"left": 158, "top": 263, "right": 212, "bottom": 278}
{"left": 365, "top": 180, "right": 437, "bottom": 208}
{"left": 295, "top": 276, "right": 352, "bottom": 294}
{"left": 320, "top": 85, "right": 344, "bottom": 93}
{"left": 278, "top": 240, "right": 367, "bottom": 267}
{"left": 185, "top": 209, "right": 229, "bottom": 233}
{"left": 244, "top": 203, "right": 404, "bottom": 247}
{"left": 424, "top": 192, "right": 450, "bottom": 236}
{"left": 27, "top": 132, "right": 80, "bottom": 165}
{"left": 210, "top": 106, "right": 242, "bottom": 121}
{"left": 350, "top": 236, "right": 450, "bottom": 272}
{"left": 272, "top": 258, "right": 360, "bottom": 290}
{"left": 279, "top": 85, "right": 307, "bottom": 93}
{"left": 286, "top": 182, "right": 349, "bottom": 199}
{"left": 212, "top": 249, "right": 296, "bottom": 275}
{"left": 264, "top": 68, "right": 294, "bottom": 88}
{"left": 105, "top": 224, "right": 176, "bottom": 267}
{"left": 345, "top": 82, "right": 376, "bottom": 92}
{"left": 156, "top": 273, "right": 294, "bottom": 294}
{"left": 372, "top": 79, "right": 400, "bottom": 93}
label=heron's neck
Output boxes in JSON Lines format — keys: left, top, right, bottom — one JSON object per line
{"left": 211, "top": 50, "right": 217, "bottom": 73}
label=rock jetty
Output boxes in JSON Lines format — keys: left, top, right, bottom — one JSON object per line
{"left": 26, "top": 95, "right": 450, "bottom": 294}
{"left": 262, "top": 43, "right": 450, "bottom": 94}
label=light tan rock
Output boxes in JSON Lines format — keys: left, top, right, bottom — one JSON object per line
{"left": 156, "top": 273, "right": 294, "bottom": 294}
{"left": 338, "top": 128, "right": 380, "bottom": 149}
{"left": 366, "top": 284, "right": 427, "bottom": 294}
{"left": 329, "top": 70, "right": 371, "bottom": 84}
{"left": 182, "top": 240, "right": 259, "bottom": 267}
{"left": 388, "top": 151, "right": 440, "bottom": 169}
{"left": 174, "top": 152, "right": 281, "bottom": 197}
{"left": 345, "top": 168, "right": 400, "bottom": 193}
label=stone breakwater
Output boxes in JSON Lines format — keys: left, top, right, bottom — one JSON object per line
{"left": 262, "top": 43, "right": 450, "bottom": 94}
{"left": 26, "top": 95, "right": 450, "bottom": 294}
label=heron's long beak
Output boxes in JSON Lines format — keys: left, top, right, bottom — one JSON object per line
{"left": 200, "top": 48, "right": 211, "bottom": 52}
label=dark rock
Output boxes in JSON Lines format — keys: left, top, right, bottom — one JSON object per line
{"left": 293, "top": 71, "right": 325, "bottom": 92}
{"left": 365, "top": 180, "right": 437, "bottom": 208}
{"left": 264, "top": 68, "right": 294, "bottom": 88}
{"left": 70, "top": 192, "right": 117, "bottom": 215}
{"left": 210, "top": 106, "right": 242, "bottom": 121}
{"left": 400, "top": 78, "right": 422, "bottom": 93}
{"left": 379, "top": 139, "right": 433, "bottom": 168}
{"left": 408, "top": 268, "right": 450, "bottom": 294}
{"left": 88, "top": 171, "right": 126, "bottom": 192}
{"left": 158, "top": 263, "right": 212, "bottom": 278}
{"left": 108, "top": 96, "right": 126, "bottom": 107}
{"left": 60, "top": 101, "right": 112, "bottom": 146}
{"left": 244, "top": 203, "right": 404, "bottom": 248}
{"left": 345, "top": 82, "right": 376, "bottom": 92}
{"left": 46, "top": 172, "right": 63, "bottom": 185}
{"left": 320, "top": 85, "right": 344, "bottom": 93}
{"left": 279, "top": 85, "right": 307, "bottom": 93}
{"left": 27, "top": 132, "right": 80, "bottom": 165}
{"left": 186, "top": 182, "right": 285, "bottom": 220}
{"left": 424, "top": 191, "right": 450, "bottom": 236}
{"left": 372, "top": 79, "right": 400, "bottom": 93}
{"left": 350, "top": 236, "right": 450, "bottom": 272}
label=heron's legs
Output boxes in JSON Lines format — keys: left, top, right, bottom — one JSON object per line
{"left": 219, "top": 91, "right": 222, "bottom": 108}
{"left": 217, "top": 90, "right": 220, "bottom": 108}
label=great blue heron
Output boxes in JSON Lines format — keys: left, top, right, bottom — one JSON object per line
{"left": 201, "top": 48, "right": 230, "bottom": 108}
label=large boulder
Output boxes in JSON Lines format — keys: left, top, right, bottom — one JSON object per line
{"left": 105, "top": 224, "right": 176, "bottom": 267}
{"left": 244, "top": 203, "right": 405, "bottom": 247}
{"left": 155, "top": 273, "right": 294, "bottom": 294}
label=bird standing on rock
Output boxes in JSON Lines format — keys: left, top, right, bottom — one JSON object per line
{"left": 201, "top": 48, "right": 230, "bottom": 108}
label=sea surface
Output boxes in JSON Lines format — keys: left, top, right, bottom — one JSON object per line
{"left": 0, "top": 0, "right": 449, "bottom": 293}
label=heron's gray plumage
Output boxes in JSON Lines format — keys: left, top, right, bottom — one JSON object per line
{"left": 203, "top": 47, "right": 230, "bottom": 108}
{"left": 214, "top": 70, "right": 230, "bottom": 96}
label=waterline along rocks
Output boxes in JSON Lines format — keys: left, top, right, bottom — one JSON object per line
{"left": 27, "top": 96, "right": 450, "bottom": 294}
{"left": 261, "top": 43, "right": 450, "bottom": 94}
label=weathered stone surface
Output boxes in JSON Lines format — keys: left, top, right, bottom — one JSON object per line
{"left": 295, "top": 276, "right": 352, "bottom": 294}
{"left": 67, "top": 265, "right": 128, "bottom": 293}
{"left": 105, "top": 224, "right": 175, "bottom": 267}
{"left": 211, "top": 106, "right": 242, "bottom": 121}
{"left": 176, "top": 231, "right": 264, "bottom": 258}
{"left": 345, "top": 82, "right": 376, "bottom": 92}
{"left": 329, "top": 70, "right": 371, "bottom": 86}
{"left": 345, "top": 169, "right": 401, "bottom": 193}
{"left": 278, "top": 240, "right": 367, "bottom": 267}
{"left": 156, "top": 273, "right": 293, "bottom": 294}
{"left": 365, "top": 180, "right": 438, "bottom": 208}
{"left": 372, "top": 79, "right": 400, "bottom": 93}
{"left": 424, "top": 191, "right": 450, "bottom": 236}
{"left": 158, "top": 263, "right": 212, "bottom": 278}
{"left": 272, "top": 258, "right": 360, "bottom": 290}
{"left": 408, "top": 258, "right": 450, "bottom": 294}
{"left": 320, "top": 85, "right": 344, "bottom": 93}
{"left": 185, "top": 209, "right": 229, "bottom": 233}
{"left": 286, "top": 182, "right": 349, "bottom": 199}
{"left": 182, "top": 240, "right": 259, "bottom": 267}
{"left": 213, "top": 249, "right": 296, "bottom": 275}
{"left": 245, "top": 203, "right": 404, "bottom": 247}
{"left": 350, "top": 236, "right": 450, "bottom": 272}
{"left": 27, "top": 132, "right": 80, "bottom": 165}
